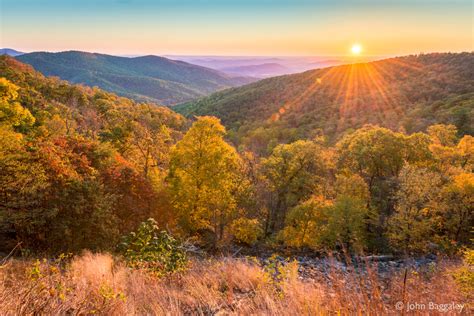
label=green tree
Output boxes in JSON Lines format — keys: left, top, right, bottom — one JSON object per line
{"left": 118, "top": 218, "right": 187, "bottom": 276}
{"left": 47, "top": 179, "right": 119, "bottom": 252}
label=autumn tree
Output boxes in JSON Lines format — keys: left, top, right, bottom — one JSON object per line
{"left": 428, "top": 124, "right": 458, "bottom": 146}
{"left": 429, "top": 125, "right": 473, "bottom": 174}
{"left": 280, "top": 195, "right": 332, "bottom": 249}
{"left": 282, "top": 174, "right": 370, "bottom": 251}
{"left": 337, "top": 126, "right": 408, "bottom": 190}
{"left": 101, "top": 157, "right": 160, "bottom": 234}
{"left": 0, "top": 78, "right": 35, "bottom": 129}
{"left": 437, "top": 172, "right": 474, "bottom": 246}
{"left": 336, "top": 125, "right": 433, "bottom": 250}
{"left": 260, "top": 139, "right": 329, "bottom": 235}
{"left": 166, "top": 116, "right": 241, "bottom": 245}
{"left": 456, "top": 135, "right": 474, "bottom": 172}
{"left": 325, "top": 174, "right": 371, "bottom": 251}
{"left": 100, "top": 104, "right": 184, "bottom": 183}
{"left": 387, "top": 165, "right": 443, "bottom": 254}
{"left": 0, "top": 127, "right": 48, "bottom": 251}
{"left": 230, "top": 217, "right": 263, "bottom": 245}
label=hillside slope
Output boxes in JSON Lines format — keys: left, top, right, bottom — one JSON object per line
{"left": 16, "top": 51, "right": 254, "bottom": 105}
{"left": 177, "top": 53, "right": 474, "bottom": 152}
{"left": 0, "top": 54, "right": 194, "bottom": 254}
{"left": 0, "top": 54, "right": 185, "bottom": 144}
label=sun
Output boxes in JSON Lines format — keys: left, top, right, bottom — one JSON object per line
{"left": 351, "top": 44, "right": 362, "bottom": 55}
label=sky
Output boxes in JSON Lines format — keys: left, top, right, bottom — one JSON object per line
{"left": 0, "top": 0, "right": 472, "bottom": 56}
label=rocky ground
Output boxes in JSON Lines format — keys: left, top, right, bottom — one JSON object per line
{"left": 187, "top": 244, "right": 451, "bottom": 281}
{"left": 223, "top": 249, "right": 459, "bottom": 290}
{"left": 257, "top": 253, "right": 444, "bottom": 279}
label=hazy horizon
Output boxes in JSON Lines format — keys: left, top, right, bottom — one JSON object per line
{"left": 1, "top": 0, "right": 472, "bottom": 56}
{"left": 1, "top": 48, "right": 390, "bottom": 58}
{"left": 6, "top": 47, "right": 466, "bottom": 60}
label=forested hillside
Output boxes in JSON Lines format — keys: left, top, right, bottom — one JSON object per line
{"left": 0, "top": 55, "right": 186, "bottom": 252}
{"left": 16, "top": 51, "right": 254, "bottom": 105}
{"left": 177, "top": 53, "right": 474, "bottom": 154}
{"left": 1, "top": 55, "right": 472, "bottom": 258}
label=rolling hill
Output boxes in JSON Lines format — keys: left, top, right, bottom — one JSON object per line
{"left": 16, "top": 51, "right": 255, "bottom": 105}
{"left": 0, "top": 48, "right": 24, "bottom": 56}
{"left": 176, "top": 53, "right": 474, "bottom": 153}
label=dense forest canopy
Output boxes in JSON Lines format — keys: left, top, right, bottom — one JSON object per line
{"left": 0, "top": 56, "right": 186, "bottom": 252}
{"left": 0, "top": 54, "right": 472, "bottom": 258}
{"left": 176, "top": 53, "right": 474, "bottom": 155}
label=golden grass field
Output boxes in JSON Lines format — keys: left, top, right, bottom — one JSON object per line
{"left": 0, "top": 252, "right": 470, "bottom": 315}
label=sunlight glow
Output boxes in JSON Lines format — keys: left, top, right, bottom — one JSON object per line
{"left": 351, "top": 44, "right": 362, "bottom": 55}
{"left": 267, "top": 57, "right": 424, "bottom": 131}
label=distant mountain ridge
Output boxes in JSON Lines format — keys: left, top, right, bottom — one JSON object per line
{"left": 0, "top": 48, "right": 24, "bottom": 56}
{"left": 220, "top": 63, "right": 290, "bottom": 78}
{"left": 176, "top": 52, "right": 474, "bottom": 153}
{"left": 16, "top": 51, "right": 255, "bottom": 105}
{"left": 165, "top": 55, "right": 377, "bottom": 77}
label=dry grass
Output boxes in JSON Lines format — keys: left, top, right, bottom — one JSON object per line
{"left": 0, "top": 252, "right": 470, "bottom": 315}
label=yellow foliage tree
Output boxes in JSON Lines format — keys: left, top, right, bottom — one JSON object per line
{"left": 388, "top": 165, "right": 443, "bottom": 254}
{"left": 0, "top": 77, "right": 35, "bottom": 128}
{"left": 438, "top": 172, "right": 474, "bottom": 245}
{"left": 167, "top": 116, "right": 241, "bottom": 244}
{"left": 280, "top": 195, "right": 332, "bottom": 249}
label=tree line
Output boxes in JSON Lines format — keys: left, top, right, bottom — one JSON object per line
{"left": 0, "top": 56, "right": 472, "bottom": 256}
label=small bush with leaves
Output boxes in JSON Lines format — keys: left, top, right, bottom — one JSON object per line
{"left": 117, "top": 218, "right": 187, "bottom": 276}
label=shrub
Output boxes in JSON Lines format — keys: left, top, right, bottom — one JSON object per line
{"left": 117, "top": 218, "right": 187, "bottom": 276}
{"left": 230, "top": 218, "right": 263, "bottom": 245}
{"left": 452, "top": 249, "right": 474, "bottom": 297}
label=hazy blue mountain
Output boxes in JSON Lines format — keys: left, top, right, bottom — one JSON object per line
{"left": 16, "top": 51, "right": 255, "bottom": 105}
{"left": 0, "top": 48, "right": 24, "bottom": 56}
{"left": 219, "top": 63, "right": 290, "bottom": 78}
{"left": 165, "top": 55, "right": 381, "bottom": 77}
